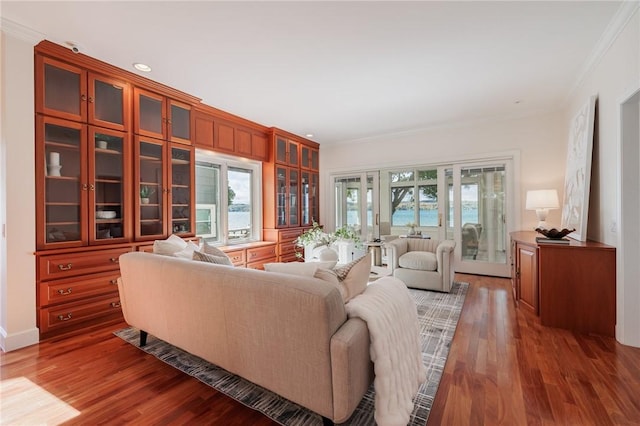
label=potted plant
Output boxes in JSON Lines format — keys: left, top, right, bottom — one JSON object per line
{"left": 140, "top": 185, "right": 154, "bottom": 204}
{"left": 294, "top": 221, "right": 362, "bottom": 260}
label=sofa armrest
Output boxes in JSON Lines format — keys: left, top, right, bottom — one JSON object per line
{"left": 384, "top": 238, "right": 407, "bottom": 271}
{"left": 436, "top": 240, "right": 456, "bottom": 290}
{"left": 330, "top": 317, "right": 374, "bottom": 423}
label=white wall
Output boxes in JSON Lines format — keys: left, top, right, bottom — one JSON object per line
{"left": 320, "top": 111, "right": 567, "bottom": 233}
{"left": 566, "top": 6, "right": 639, "bottom": 346}
{"left": 0, "top": 31, "right": 39, "bottom": 351}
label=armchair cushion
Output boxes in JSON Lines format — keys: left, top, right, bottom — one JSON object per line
{"left": 398, "top": 251, "right": 437, "bottom": 271}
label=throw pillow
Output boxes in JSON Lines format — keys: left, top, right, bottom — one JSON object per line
{"left": 263, "top": 262, "right": 320, "bottom": 277}
{"left": 334, "top": 253, "right": 371, "bottom": 302}
{"left": 314, "top": 268, "right": 348, "bottom": 301}
{"left": 193, "top": 250, "right": 234, "bottom": 265}
{"left": 201, "top": 241, "right": 233, "bottom": 266}
{"left": 173, "top": 241, "right": 200, "bottom": 259}
{"left": 153, "top": 234, "right": 188, "bottom": 256}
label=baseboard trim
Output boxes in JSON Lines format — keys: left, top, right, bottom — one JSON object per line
{"left": 0, "top": 326, "right": 39, "bottom": 352}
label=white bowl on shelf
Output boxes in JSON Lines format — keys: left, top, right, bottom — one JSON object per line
{"left": 96, "top": 210, "right": 116, "bottom": 219}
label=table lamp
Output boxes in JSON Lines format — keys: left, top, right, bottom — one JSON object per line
{"left": 526, "top": 189, "right": 559, "bottom": 229}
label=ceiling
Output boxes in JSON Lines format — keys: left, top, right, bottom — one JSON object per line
{"left": 1, "top": 1, "right": 623, "bottom": 144}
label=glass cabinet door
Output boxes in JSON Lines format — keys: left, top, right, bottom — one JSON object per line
{"left": 36, "top": 56, "right": 87, "bottom": 123}
{"left": 168, "top": 100, "right": 191, "bottom": 144}
{"left": 275, "top": 136, "right": 288, "bottom": 165}
{"left": 301, "top": 171, "right": 311, "bottom": 226}
{"left": 288, "top": 141, "right": 299, "bottom": 167}
{"left": 289, "top": 168, "right": 299, "bottom": 227}
{"left": 170, "top": 145, "right": 194, "bottom": 236}
{"left": 310, "top": 172, "right": 319, "bottom": 224}
{"left": 301, "top": 146, "right": 310, "bottom": 169}
{"left": 276, "top": 166, "right": 287, "bottom": 226}
{"left": 89, "top": 73, "right": 129, "bottom": 131}
{"left": 89, "top": 127, "right": 129, "bottom": 244}
{"left": 134, "top": 88, "right": 166, "bottom": 140}
{"left": 136, "top": 137, "right": 165, "bottom": 239}
{"left": 310, "top": 148, "right": 319, "bottom": 171}
{"left": 37, "top": 116, "right": 87, "bottom": 249}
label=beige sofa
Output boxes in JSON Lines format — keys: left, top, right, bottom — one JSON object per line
{"left": 117, "top": 252, "right": 373, "bottom": 424}
{"left": 385, "top": 238, "right": 455, "bottom": 292}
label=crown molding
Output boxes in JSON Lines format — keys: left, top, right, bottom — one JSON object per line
{"left": 568, "top": 1, "right": 640, "bottom": 98}
{"left": 0, "top": 17, "right": 44, "bottom": 44}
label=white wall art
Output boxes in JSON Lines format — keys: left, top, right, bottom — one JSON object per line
{"left": 561, "top": 95, "right": 597, "bottom": 241}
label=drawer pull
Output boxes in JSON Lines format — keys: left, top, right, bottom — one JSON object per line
{"left": 58, "top": 313, "right": 72, "bottom": 321}
{"left": 57, "top": 288, "right": 72, "bottom": 295}
{"left": 110, "top": 301, "right": 121, "bottom": 308}
{"left": 57, "top": 263, "right": 72, "bottom": 271}
{"left": 110, "top": 257, "right": 119, "bottom": 263}
{"left": 110, "top": 279, "right": 118, "bottom": 285}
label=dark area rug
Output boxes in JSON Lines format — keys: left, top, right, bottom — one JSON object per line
{"left": 115, "top": 282, "right": 468, "bottom": 425}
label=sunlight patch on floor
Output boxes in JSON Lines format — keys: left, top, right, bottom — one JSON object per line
{"left": 0, "top": 377, "right": 80, "bottom": 424}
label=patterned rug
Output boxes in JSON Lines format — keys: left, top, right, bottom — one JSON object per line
{"left": 115, "top": 282, "right": 468, "bottom": 425}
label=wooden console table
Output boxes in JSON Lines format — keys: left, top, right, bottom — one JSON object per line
{"left": 510, "top": 231, "right": 616, "bottom": 337}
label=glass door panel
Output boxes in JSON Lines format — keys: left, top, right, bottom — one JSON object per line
{"left": 90, "top": 128, "right": 127, "bottom": 243}
{"left": 40, "top": 57, "right": 85, "bottom": 122}
{"left": 301, "top": 146, "right": 310, "bottom": 169}
{"left": 41, "top": 118, "right": 86, "bottom": 247}
{"left": 137, "top": 138, "right": 165, "bottom": 238}
{"left": 335, "top": 176, "right": 362, "bottom": 231}
{"left": 301, "top": 171, "right": 311, "bottom": 226}
{"left": 195, "top": 162, "right": 221, "bottom": 242}
{"left": 276, "top": 167, "right": 287, "bottom": 226}
{"left": 169, "top": 102, "right": 191, "bottom": 143}
{"left": 275, "top": 137, "right": 287, "bottom": 164}
{"left": 170, "top": 146, "right": 193, "bottom": 235}
{"left": 311, "top": 149, "right": 319, "bottom": 171}
{"left": 310, "top": 173, "right": 319, "bottom": 224}
{"left": 289, "top": 168, "right": 299, "bottom": 227}
{"left": 135, "top": 88, "right": 165, "bottom": 139}
{"left": 90, "top": 74, "right": 127, "bottom": 131}
{"left": 288, "top": 141, "right": 299, "bottom": 166}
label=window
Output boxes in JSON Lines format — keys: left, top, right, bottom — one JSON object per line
{"left": 389, "top": 169, "right": 437, "bottom": 227}
{"left": 195, "top": 152, "right": 261, "bottom": 244}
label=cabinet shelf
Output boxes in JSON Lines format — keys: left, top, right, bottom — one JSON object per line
{"left": 140, "top": 219, "right": 162, "bottom": 223}
{"left": 46, "top": 221, "right": 80, "bottom": 226}
{"left": 172, "top": 184, "right": 189, "bottom": 189}
{"left": 172, "top": 203, "right": 189, "bottom": 207}
{"left": 140, "top": 203, "right": 161, "bottom": 207}
{"left": 46, "top": 202, "right": 80, "bottom": 206}
{"left": 96, "top": 219, "right": 122, "bottom": 224}
{"left": 140, "top": 155, "right": 162, "bottom": 162}
{"left": 46, "top": 175, "right": 79, "bottom": 181}
{"left": 171, "top": 158, "right": 189, "bottom": 165}
{"left": 172, "top": 218, "right": 189, "bottom": 222}
{"left": 45, "top": 141, "right": 80, "bottom": 149}
{"left": 95, "top": 178, "right": 122, "bottom": 184}
{"left": 95, "top": 148, "right": 121, "bottom": 155}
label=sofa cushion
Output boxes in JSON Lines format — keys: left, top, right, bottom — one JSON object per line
{"left": 399, "top": 251, "right": 437, "bottom": 271}
{"left": 153, "top": 234, "right": 188, "bottom": 256}
{"left": 200, "top": 241, "right": 233, "bottom": 266}
{"left": 193, "top": 250, "right": 234, "bottom": 265}
{"left": 264, "top": 262, "right": 320, "bottom": 276}
{"left": 334, "top": 253, "right": 371, "bottom": 302}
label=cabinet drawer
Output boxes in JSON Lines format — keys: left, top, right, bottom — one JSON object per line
{"left": 280, "top": 252, "right": 301, "bottom": 263}
{"left": 247, "top": 257, "right": 277, "bottom": 270}
{"left": 247, "top": 245, "right": 277, "bottom": 263}
{"left": 39, "top": 294, "right": 122, "bottom": 334}
{"left": 225, "top": 249, "right": 246, "bottom": 266}
{"left": 279, "top": 240, "right": 299, "bottom": 255}
{"left": 279, "top": 228, "right": 303, "bottom": 242}
{"left": 39, "top": 247, "right": 133, "bottom": 281}
{"left": 39, "top": 271, "right": 120, "bottom": 307}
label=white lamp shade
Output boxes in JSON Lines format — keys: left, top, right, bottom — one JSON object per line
{"left": 525, "top": 189, "right": 559, "bottom": 210}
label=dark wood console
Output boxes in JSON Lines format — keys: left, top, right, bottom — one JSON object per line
{"left": 510, "top": 231, "right": 616, "bottom": 337}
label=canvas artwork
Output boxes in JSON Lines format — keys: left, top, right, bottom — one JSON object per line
{"left": 561, "top": 95, "right": 597, "bottom": 241}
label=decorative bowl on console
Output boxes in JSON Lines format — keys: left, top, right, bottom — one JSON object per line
{"left": 535, "top": 227, "right": 575, "bottom": 239}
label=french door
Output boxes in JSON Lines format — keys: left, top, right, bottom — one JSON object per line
{"left": 442, "top": 162, "right": 511, "bottom": 277}
{"left": 333, "top": 172, "right": 379, "bottom": 242}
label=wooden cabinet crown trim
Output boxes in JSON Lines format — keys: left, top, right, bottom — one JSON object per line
{"left": 35, "top": 40, "right": 201, "bottom": 106}
{"left": 269, "top": 127, "right": 319, "bottom": 148}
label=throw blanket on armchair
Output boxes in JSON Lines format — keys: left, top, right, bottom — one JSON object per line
{"left": 345, "top": 276, "right": 427, "bottom": 426}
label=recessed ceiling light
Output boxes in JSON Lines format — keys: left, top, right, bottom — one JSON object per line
{"left": 133, "top": 63, "right": 152, "bottom": 72}
{"left": 305, "top": 133, "right": 314, "bottom": 138}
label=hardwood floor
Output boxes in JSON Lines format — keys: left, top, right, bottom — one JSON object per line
{"left": 2, "top": 273, "right": 640, "bottom": 425}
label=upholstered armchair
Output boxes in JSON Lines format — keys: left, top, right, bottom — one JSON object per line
{"left": 385, "top": 238, "right": 456, "bottom": 292}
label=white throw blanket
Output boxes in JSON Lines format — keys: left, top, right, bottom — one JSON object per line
{"left": 345, "top": 277, "right": 426, "bottom": 426}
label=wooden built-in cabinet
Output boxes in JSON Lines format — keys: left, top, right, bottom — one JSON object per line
{"left": 134, "top": 87, "right": 192, "bottom": 145}
{"left": 36, "top": 56, "right": 131, "bottom": 131}
{"left": 510, "top": 231, "right": 616, "bottom": 337}
{"left": 33, "top": 40, "right": 320, "bottom": 339}
{"left": 193, "top": 106, "right": 269, "bottom": 161}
